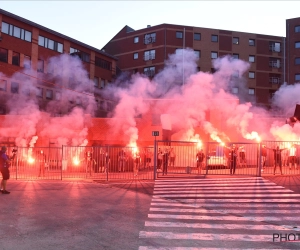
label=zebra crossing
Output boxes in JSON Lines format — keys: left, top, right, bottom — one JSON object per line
{"left": 138, "top": 177, "right": 300, "bottom": 249}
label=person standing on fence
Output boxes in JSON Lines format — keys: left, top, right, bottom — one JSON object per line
{"left": 261, "top": 144, "right": 267, "bottom": 170}
{"left": 157, "top": 148, "right": 163, "bottom": 171}
{"left": 282, "top": 148, "right": 289, "bottom": 167}
{"left": 169, "top": 147, "right": 176, "bottom": 168}
{"left": 118, "top": 149, "right": 126, "bottom": 172}
{"left": 226, "top": 144, "right": 243, "bottom": 175}
{"left": 289, "top": 144, "right": 298, "bottom": 170}
{"left": 238, "top": 147, "right": 247, "bottom": 168}
{"left": 145, "top": 148, "right": 152, "bottom": 168}
{"left": 38, "top": 150, "right": 47, "bottom": 177}
{"left": 0, "top": 146, "right": 17, "bottom": 194}
{"left": 104, "top": 150, "right": 110, "bottom": 173}
{"left": 196, "top": 149, "right": 205, "bottom": 174}
{"left": 85, "top": 149, "right": 95, "bottom": 176}
{"left": 162, "top": 148, "right": 169, "bottom": 175}
{"left": 133, "top": 151, "right": 141, "bottom": 176}
{"left": 264, "top": 145, "right": 287, "bottom": 175}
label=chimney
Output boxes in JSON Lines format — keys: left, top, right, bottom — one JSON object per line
{"left": 147, "top": 25, "right": 151, "bottom": 28}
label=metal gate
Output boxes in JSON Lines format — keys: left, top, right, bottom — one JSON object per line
{"left": 155, "top": 140, "right": 260, "bottom": 177}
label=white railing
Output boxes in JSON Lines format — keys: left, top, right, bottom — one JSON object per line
{"left": 269, "top": 77, "right": 281, "bottom": 84}
{"left": 269, "top": 61, "right": 281, "bottom": 68}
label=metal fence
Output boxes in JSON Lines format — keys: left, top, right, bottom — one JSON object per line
{"left": 4, "top": 140, "right": 300, "bottom": 180}
{"left": 155, "top": 141, "right": 260, "bottom": 177}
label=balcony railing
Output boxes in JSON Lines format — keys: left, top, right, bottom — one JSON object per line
{"left": 144, "top": 70, "right": 155, "bottom": 77}
{"left": 144, "top": 36, "right": 156, "bottom": 44}
{"left": 269, "top": 45, "right": 281, "bottom": 52}
{"left": 269, "top": 61, "right": 281, "bottom": 68}
{"left": 144, "top": 54, "right": 155, "bottom": 61}
{"left": 269, "top": 77, "right": 281, "bottom": 84}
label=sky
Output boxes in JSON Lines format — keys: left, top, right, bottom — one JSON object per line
{"left": 1, "top": 1, "right": 299, "bottom": 50}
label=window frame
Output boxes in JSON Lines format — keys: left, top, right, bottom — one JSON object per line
{"left": 211, "top": 35, "right": 218, "bottom": 42}
{"left": 249, "top": 39, "right": 255, "bottom": 46}
{"left": 211, "top": 51, "right": 218, "bottom": 59}
{"left": 194, "top": 33, "right": 201, "bottom": 41}
{"left": 176, "top": 31, "right": 183, "bottom": 39}
{"left": 249, "top": 55, "right": 255, "bottom": 63}
{"left": 133, "top": 52, "right": 138, "bottom": 60}
{"left": 134, "top": 36, "right": 139, "bottom": 43}
{"left": 249, "top": 71, "right": 255, "bottom": 79}
{"left": 295, "top": 26, "right": 300, "bottom": 33}
{"left": 233, "top": 37, "right": 239, "bottom": 45}
{"left": 248, "top": 88, "right": 255, "bottom": 95}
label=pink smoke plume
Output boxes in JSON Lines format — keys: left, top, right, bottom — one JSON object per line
{"left": 0, "top": 54, "right": 95, "bottom": 147}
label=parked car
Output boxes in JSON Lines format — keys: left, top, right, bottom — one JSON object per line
{"left": 204, "top": 150, "right": 228, "bottom": 169}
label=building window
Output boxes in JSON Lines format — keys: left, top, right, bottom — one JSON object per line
{"left": 0, "top": 48, "right": 8, "bottom": 63}
{"left": 39, "top": 35, "right": 63, "bottom": 53}
{"left": 295, "top": 74, "right": 300, "bottom": 81}
{"left": 144, "top": 50, "right": 155, "bottom": 61}
{"left": 175, "top": 48, "right": 183, "bottom": 55}
{"left": 211, "top": 35, "right": 218, "bottom": 42}
{"left": 95, "top": 57, "right": 112, "bottom": 70}
{"left": 295, "top": 58, "right": 300, "bottom": 65}
{"left": 232, "top": 87, "right": 239, "bottom": 94}
{"left": 70, "top": 47, "right": 90, "bottom": 62}
{"left": 249, "top": 88, "right": 255, "bottom": 95}
{"left": 36, "top": 87, "right": 43, "bottom": 98}
{"left": 269, "top": 59, "right": 281, "bottom": 68}
{"left": 211, "top": 51, "right": 218, "bottom": 59}
{"left": 0, "top": 79, "right": 7, "bottom": 91}
{"left": 144, "top": 66, "right": 155, "bottom": 77}
{"left": 46, "top": 89, "right": 53, "bottom": 100}
{"left": 194, "top": 50, "right": 200, "bottom": 58}
{"left": 295, "top": 26, "right": 300, "bottom": 32}
{"left": 144, "top": 33, "right": 156, "bottom": 44}
{"left": 55, "top": 92, "right": 61, "bottom": 100}
{"left": 249, "top": 39, "right": 255, "bottom": 46}
{"left": 295, "top": 42, "right": 300, "bottom": 48}
{"left": 233, "top": 37, "right": 239, "bottom": 44}
{"left": 1, "top": 22, "right": 9, "bottom": 34}
{"left": 249, "top": 71, "right": 255, "bottom": 79}
{"left": 232, "top": 54, "right": 239, "bottom": 59}
{"left": 93, "top": 77, "right": 99, "bottom": 87}
{"left": 249, "top": 55, "right": 255, "bottom": 63}
{"left": 100, "top": 79, "right": 105, "bottom": 89}
{"left": 11, "top": 82, "right": 19, "bottom": 93}
{"left": 1, "top": 21, "right": 32, "bottom": 42}
{"left": 134, "top": 36, "right": 139, "bottom": 43}
{"left": 133, "top": 52, "right": 138, "bottom": 59}
{"left": 269, "top": 42, "right": 281, "bottom": 52}
{"left": 24, "top": 55, "right": 31, "bottom": 69}
{"left": 176, "top": 31, "right": 183, "bottom": 39}
{"left": 12, "top": 52, "right": 20, "bottom": 66}
{"left": 194, "top": 33, "right": 201, "bottom": 41}
{"left": 37, "top": 59, "right": 44, "bottom": 73}
{"left": 269, "top": 75, "right": 281, "bottom": 84}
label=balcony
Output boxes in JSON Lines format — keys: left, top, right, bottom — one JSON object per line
{"left": 269, "top": 61, "right": 281, "bottom": 68}
{"left": 144, "top": 54, "right": 155, "bottom": 61}
{"left": 269, "top": 44, "right": 281, "bottom": 52}
{"left": 269, "top": 77, "right": 281, "bottom": 84}
{"left": 144, "top": 35, "right": 156, "bottom": 45}
{"left": 144, "top": 70, "right": 155, "bottom": 77}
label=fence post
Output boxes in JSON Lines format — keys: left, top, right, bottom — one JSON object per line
{"left": 61, "top": 145, "right": 64, "bottom": 180}
{"left": 154, "top": 138, "right": 157, "bottom": 180}
{"left": 258, "top": 142, "right": 262, "bottom": 177}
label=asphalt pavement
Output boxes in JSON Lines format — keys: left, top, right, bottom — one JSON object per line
{"left": 1, "top": 174, "right": 300, "bottom": 250}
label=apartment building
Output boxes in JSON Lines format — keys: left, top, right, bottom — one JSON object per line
{"left": 102, "top": 23, "right": 287, "bottom": 107}
{"left": 0, "top": 9, "right": 118, "bottom": 117}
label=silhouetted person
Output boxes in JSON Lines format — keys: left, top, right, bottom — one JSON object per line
{"left": 0, "top": 146, "right": 17, "bottom": 194}
{"left": 196, "top": 149, "right": 205, "bottom": 174}
{"left": 264, "top": 145, "right": 287, "bottom": 175}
